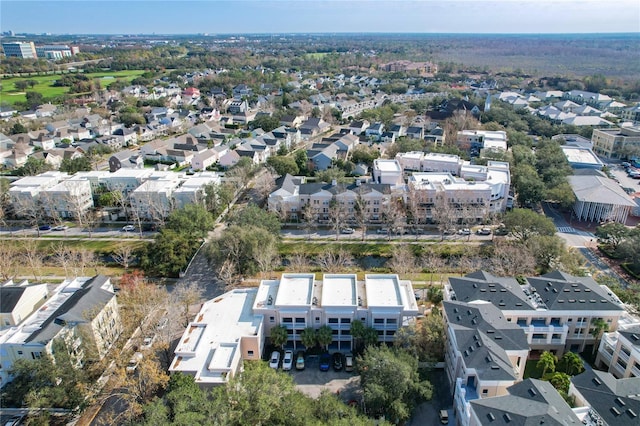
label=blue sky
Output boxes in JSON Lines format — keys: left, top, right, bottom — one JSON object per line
{"left": 2, "top": 0, "right": 639, "bottom": 34}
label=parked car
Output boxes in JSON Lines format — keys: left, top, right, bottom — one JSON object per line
{"left": 127, "top": 352, "right": 143, "bottom": 373}
{"left": 52, "top": 225, "right": 68, "bottom": 231}
{"left": 439, "top": 410, "right": 449, "bottom": 424}
{"left": 282, "top": 350, "right": 294, "bottom": 371}
{"left": 457, "top": 228, "right": 471, "bottom": 235}
{"left": 38, "top": 225, "right": 51, "bottom": 231}
{"left": 344, "top": 353, "right": 354, "bottom": 372}
{"left": 376, "top": 228, "right": 389, "bottom": 234}
{"left": 122, "top": 225, "right": 136, "bottom": 232}
{"left": 494, "top": 226, "right": 509, "bottom": 236}
{"left": 269, "top": 351, "right": 281, "bottom": 369}
{"left": 332, "top": 352, "right": 343, "bottom": 371}
{"left": 141, "top": 335, "right": 156, "bottom": 350}
{"left": 319, "top": 352, "right": 331, "bottom": 371}
{"left": 476, "top": 227, "right": 492, "bottom": 235}
{"left": 340, "top": 227, "right": 355, "bottom": 234}
{"left": 295, "top": 351, "right": 305, "bottom": 370}
{"left": 443, "top": 229, "right": 456, "bottom": 235}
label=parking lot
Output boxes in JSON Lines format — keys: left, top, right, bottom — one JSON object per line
{"left": 276, "top": 353, "right": 361, "bottom": 400}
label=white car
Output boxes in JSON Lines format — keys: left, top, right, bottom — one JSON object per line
{"left": 126, "top": 352, "right": 143, "bottom": 373}
{"left": 269, "top": 351, "right": 281, "bottom": 369}
{"left": 457, "top": 228, "right": 471, "bottom": 235}
{"left": 282, "top": 350, "right": 294, "bottom": 371}
{"left": 52, "top": 225, "right": 68, "bottom": 231}
{"left": 122, "top": 225, "right": 136, "bottom": 232}
{"left": 340, "top": 227, "right": 355, "bottom": 234}
{"left": 141, "top": 335, "right": 156, "bottom": 350}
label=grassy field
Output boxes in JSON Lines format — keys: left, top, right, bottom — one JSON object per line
{"left": 304, "top": 52, "right": 330, "bottom": 59}
{"left": 1, "top": 69, "right": 147, "bottom": 105}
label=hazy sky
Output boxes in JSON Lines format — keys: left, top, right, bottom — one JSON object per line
{"left": 2, "top": 0, "right": 639, "bottom": 35}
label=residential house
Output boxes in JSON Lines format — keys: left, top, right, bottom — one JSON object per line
{"left": 218, "top": 150, "right": 241, "bottom": 168}
{"left": 31, "top": 150, "right": 63, "bottom": 169}
{"left": 30, "top": 132, "right": 56, "bottom": 150}
{"left": 0, "top": 280, "right": 49, "bottom": 328}
{"left": 191, "top": 150, "right": 217, "bottom": 171}
{"left": 365, "top": 122, "right": 385, "bottom": 140}
{"left": 307, "top": 143, "right": 339, "bottom": 171}
{"left": 457, "top": 130, "right": 507, "bottom": 152}
{"left": 620, "top": 104, "right": 640, "bottom": 124}
{"left": 299, "top": 117, "right": 330, "bottom": 139}
{"left": 0, "top": 276, "right": 122, "bottom": 388}
{"left": 112, "top": 128, "right": 138, "bottom": 146}
{"left": 427, "top": 99, "right": 482, "bottom": 121}
{"left": 108, "top": 151, "right": 144, "bottom": 173}
{"left": 348, "top": 120, "right": 370, "bottom": 135}
{"left": 406, "top": 126, "right": 424, "bottom": 140}
{"left": 227, "top": 100, "right": 248, "bottom": 115}
{"left": 0, "top": 106, "right": 18, "bottom": 119}
{"left": 280, "top": 115, "right": 305, "bottom": 129}
{"left": 232, "top": 84, "right": 252, "bottom": 99}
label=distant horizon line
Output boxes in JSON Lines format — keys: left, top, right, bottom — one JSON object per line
{"left": 2, "top": 31, "right": 639, "bottom": 37}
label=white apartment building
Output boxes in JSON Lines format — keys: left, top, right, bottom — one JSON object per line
{"left": 445, "top": 271, "right": 625, "bottom": 358}
{"left": 372, "top": 159, "right": 404, "bottom": 185}
{"left": 129, "top": 173, "right": 182, "bottom": 220}
{"left": 0, "top": 276, "right": 122, "bottom": 388}
{"left": 40, "top": 176, "right": 93, "bottom": 220}
{"left": 254, "top": 273, "right": 419, "bottom": 352}
{"left": 172, "top": 172, "right": 222, "bottom": 210}
{"left": 596, "top": 318, "right": 640, "bottom": 379}
{"left": 9, "top": 171, "right": 69, "bottom": 217}
{"left": 169, "top": 288, "right": 263, "bottom": 388}
{"left": 170, "top": 273, "right": 418, "bottom": 388}
{"left": 457, "top": 130, "right": 508, "bottom": 152}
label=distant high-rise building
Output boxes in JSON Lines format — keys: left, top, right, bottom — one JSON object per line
{"left": 1, "top": 41, "right": 37, "bottom": 59}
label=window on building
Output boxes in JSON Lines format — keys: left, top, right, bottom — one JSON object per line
{"left": 282, "top": 317, "right": 293, "bottom": 323}
{"left": 340, "top": 318, "right": 351, "bottom": 324}
{"left": 17, "top": 351, "right": 23, "bottom": 355}
{"left": 482, "top": 389, "right": 488, "bottom": 395}
{"left": 295, "top": 318, "right": 305, "bottom": 324}
{"left": 377, "top": 330, "right": 384, "bottom": 336}
{"left": 248, "top": 350, "right": 254, "bottom": 357}
{"left": 328, "top": 318, "right": 339, "bottom": 324}
{"left": 387, "top": 318, "right": 397, "bottom": 324}
{"left": 315, "top": 317, "right": 320, "bottom": 322}
{"left": 332, "top": 330, "right": 339, "bottom": 335}
{"left": 269, "top": 316, "right": 275, "bottom": 323}
{"left": 374, "top": 318, "right": 384, "bottom": 324}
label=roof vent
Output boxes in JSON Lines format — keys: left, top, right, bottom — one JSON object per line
{"left": 267, "top": 295, "right": 273, "bottom": 305}
{"left": 500, "top": 289, "right": 506, "bottom": 292}
{"left": 312, "top": 297, "right": 318, "bottom": 306}
{"left": 486, "top": 355, "right": 493, "bottom": 363}
{"left": 528, "top": 388, "right": 537, "bottom": 397}
{"left": 632, "top": 334, "right": 639, "bottom": 341}
{"left": 611, "top": 407, "right": 621, "bottom": 416}
{"left": 480, "top": 289, "right": 487, "bottom": 292}
{"left": 503, "top": 413, "right": 512, "bottom": 423}
{"left": 454, "top": 308, "right": 459, "bottom": 313}
{"left": 515, "top": 302, "right": 523, "bottom": 306}
{"left": 592, "top": 377, "right": 602, "bottom": 385}
{"left": 628, "top": 409, "right": 637, "bottom": 418}
{"left": 495, "top": 335, "right": 502, "bottom": 340}
{"left": 473, "top": 284, "right": 478, "bottom": 288}
{"left": 491, "top": 365, "right": 500, "bottom": 370}
{"left": 487, "top": 413, "right": 496, "bottom": 421}
{"left": 615, "top": 397, "right": 625, "bottom": 407}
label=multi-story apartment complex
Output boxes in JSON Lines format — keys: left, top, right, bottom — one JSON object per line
{"left": 170, "top": 274, "right": 418, "bottom": 387}
{"left": 591, "top": 126, "right": 640, "bottom": 159}
{"left": 445, "top": 271, "right": 625, "bottom": 358}
{"left": 443, "top": 300, "right": 529, "bottom": 426}
{"left": 0, "top": 276, "right": 122, "bottom": 388}
{"left": 40, "top": 176, "right": 94, "bottom": 220}
{"left": 469, "top": 379, "right": 581, "bottom": 426}
{"left": 457, "top": 130, "right": 508, "bottom": 152}
{"left": 2, "top": 41, "right": 37, "bottom": 58}
{"left": 0, "top": 280, "right": 49, "bottom": 328}
{"left": 129, "top": 173, "right": 182, "bottom": 220}
{"left": 596, "top": 320, "right": 640, "bottom": 379}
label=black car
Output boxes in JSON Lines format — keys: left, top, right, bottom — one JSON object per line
{"left": 332, "top": 352, "right": 343, "bottom": 371}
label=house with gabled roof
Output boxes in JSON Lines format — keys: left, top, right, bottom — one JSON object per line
{"left": 0, "top": 280, "right": 49, "bottom": 328}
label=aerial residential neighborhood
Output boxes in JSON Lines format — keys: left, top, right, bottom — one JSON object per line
{"left": 0, "top": 2, "right": 639, "bottom": 425}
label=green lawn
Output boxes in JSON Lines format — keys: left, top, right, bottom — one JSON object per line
{"left": 1, "top": 69, "right": 147, "bottom": 105}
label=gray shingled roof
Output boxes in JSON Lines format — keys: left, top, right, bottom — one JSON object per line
{"left": 0, "top": 286, "right": 26, "bottom": 313}
{"left": 527, "top": 271, "right": 623, "bottom": 312}
{"left": 25, "top": 276, "right": 114, "bottom": 344}
{"left": 571, "top": 370, "right": 640, "bottom": 426}
{"left": 618, "top": 325, "right": 640, "bottom": 348}
{"left": 448, "top": 271, "right": 534, "bottom": 311}
{"left": 470, "top": 379, "right": 581, "bottom": 425}
{"left": 444, "top": 301, "right": 528, "bottom": 382}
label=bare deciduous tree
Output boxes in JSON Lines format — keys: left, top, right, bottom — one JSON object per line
{"left": 21, "top": 239, "right": 43, "bottom": 281}
{"left": 489, "top": 241, "right": 537, "bottom": 276}
{"left": 387, "top": 245, "right": 419, "bottom": 275}
{"left": 172, "top": 281, "right": 205, "bottom": 328}
{"left": 328, "top": 198, "right": 348, "bottom": 241}
{"left": 432, "top": 196, "right": 457, "bottom": 240}
{"left": 112, "top": 243, "right": 136, "bottom": 271}
{"left": 421, "top": 250, "right": 446, "bottom": 286}
{"left": 316, "top": 249, "right": 353, "bottom": 273}
{"left": 301, "top": 202, "right": 318, "bottom": 240}
{"left": 0, "top": 244, "right": 19, "bottom": 280}
{"left": 287, "top": 253, "right": 310, "bottom": 272}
